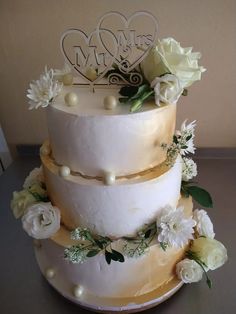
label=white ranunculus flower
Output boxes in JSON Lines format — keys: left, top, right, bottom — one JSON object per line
{"left": 176, "top": 258, "right": 203, "bottom": 283}
{"left": 22, "top": 202, "right": 61, "bottom": 239}
{"left": 182, "top": 157, "right": 197, "bottom": 181}
{"left": 193, "top": 209, "right": 215, "bottom": 239}
{"left": 191, "top": 237, "right": 227, "bottom": 270}
{"left": 151, "top": 74, "right": 183, "bottom": 106}
{"left": 156, "top": 206, "right": 196, "bottom": 248}
{"left": 11, "top": 190, "right": 36, "bottom": 219}
{"left": 23, "top": 166, "right": 45, "bottom": 189}
{"left": 141, "top": 37, "right": 206, "bottom": 88}
{"left": 27, "top": 67, "right": 63, "bottom": 109}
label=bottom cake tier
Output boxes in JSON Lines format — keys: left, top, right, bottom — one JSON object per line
{"left": 33, "top": 196, "right": 192, "bottom": 313}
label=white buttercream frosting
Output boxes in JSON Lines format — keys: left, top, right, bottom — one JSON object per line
{"left": 47, "top": 85, "right": 176, "bottom": 176}
{"left": 35, "top": 196, "right": 193, "bottom": 300}
{"left": 41, "top": 153, "right": 182, "bottom": 237}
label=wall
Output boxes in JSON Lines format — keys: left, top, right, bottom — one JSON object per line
{"left": 0, "top": 0, "right": 235, "bottom": 154}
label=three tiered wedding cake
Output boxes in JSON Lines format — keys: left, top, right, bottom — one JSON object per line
{"left": 11, "top": 11, "right": 227, "bottom": 312}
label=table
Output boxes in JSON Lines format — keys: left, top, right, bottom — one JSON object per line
{"left": 0, "top": 156, "right": 235, "bottom": 313}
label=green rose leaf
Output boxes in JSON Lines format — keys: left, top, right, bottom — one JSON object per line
{"left": 187, "top": 186, "right": 213, "bottom": 208}
{"left": 94, "top": 239, "right": 104, "bottom": 249}
{"left": 87, "top": 250, "right": 100, "bottom": 257}
{"left": 144, "top": 229, "right": 152, "bottom": 239}
{"left": 119, "top": 85, "right": 139, "bottom": 97}
{"left": 111, "top": 249, "right": 125, "bottom": 263}
{"left": 105, "top": 250, "right": 112, "bottom": 265}
{"left": 130, "top": 84, "right": 150, "bottom": 100}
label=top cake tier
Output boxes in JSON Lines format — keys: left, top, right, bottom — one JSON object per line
{"left": 47, "top": 85, "right": 176, "bottom": 177}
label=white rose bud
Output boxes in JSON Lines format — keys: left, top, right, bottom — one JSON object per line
{"left": 151, "top": 74, "right": 183, "bottom": 106}
{"left": 191, "top": 237, "right": 228, "bottom": 270}
{"left": 176, "top": 258, "right": 203, "bottom": 283}
{"left": 22, "top": 202, "right": 60, "bottom": 239}
{"left": 193, "top": 209, "right": 215, "bottom": 239}
{"left": 11, "top": 190, "right": 36, "bottom": 219}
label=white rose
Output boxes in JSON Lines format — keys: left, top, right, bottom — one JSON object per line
{"left": 23, "top": 166, "right": 44, "bottom": 189}
{"left": 11, "top": 190, "right": 36, "bottom": 219}
{"left": 141, "top": 37, "right": 206, "bottom": 88}
{"left": 191, "top": 237, "right": 227, "bottom": 270}
{"left": 22, "top": 202, "right": 60, "bottom": 239}
{"left": 176, "top": 258, "right": 203, "bottom": 283}
{"left": 193, "top": 209, "right": 215, "bottom": 239}
{"left": 151, "top": 74, "right": 183, "bottom": 106}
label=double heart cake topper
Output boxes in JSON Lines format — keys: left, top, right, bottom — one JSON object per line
{"left": 60, "top": 11, "right": 158, "bottom": 87}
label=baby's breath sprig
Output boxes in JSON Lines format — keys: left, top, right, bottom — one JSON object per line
{"left": 64, "top": 221, "right": 160, "bottom": 265}
{"left": 122, "top": 222, "right": 157, "bottom": 258}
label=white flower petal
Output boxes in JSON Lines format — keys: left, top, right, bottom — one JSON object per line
{"left": 156, "top": 206, "right": 196, "bottom": 248}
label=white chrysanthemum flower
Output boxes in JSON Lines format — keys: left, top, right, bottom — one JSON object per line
{"left": 182, "top": 157, "right": 197, "bottom": 181}
{"left": 23, "top": 166, "right": 45, "bottom": 189}
{"left": 156, "top": 206, "right": 196, "bottom": 248}
{"left": 193, "top": 209, "right": 215, "bottom": 239}
{"left": 22, "top": 202, "right": 60, "bottom": 239}
{"left": 27, "top": 67, "right": 63, "bottom": 109}
{"left": 176, "top": 120, "right": 196, "bottom": 155}
{"left": 176, "top": 258, "right": 203, "bottom": 283}
{"left": 53, "top": 63, "right": 71, "bottom": 80}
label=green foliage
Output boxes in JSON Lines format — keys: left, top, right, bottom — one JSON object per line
{"left": 181, "top": 182, "right": 213, "bottom": 208}
{"left": 123, "top": 222, "right": 157, "bottom": 258}
{"left": 105, "top": 249, "right": 125, "bottom": 264}
{"left": 186, "top": 250, "right": 212, "bottom": 289}
{"left": 65, "top": 221, "right": 159, "bottom": 265}
{"left": 160, "top": 242, "right": 168, "bottom": 251}
{"left": 119, "top": 83, "right": 154, "bottom": 112}
{"left": 29, "top": 191, "right": 49, "bottom": 202}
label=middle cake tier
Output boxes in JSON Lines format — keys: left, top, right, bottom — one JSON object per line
{"left": 41, "top": 153, "right": 182, "bottom": 238}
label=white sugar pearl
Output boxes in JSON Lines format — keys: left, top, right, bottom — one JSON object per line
{"left": 86, "top": 67, "right": 97, "bottom": 81}
{"left": 104, "top": 171, "right": 116, "bottom": 185}
{"left": 59, "top": 166, "right": 70, "bottom": 177}
{"left": 73, "top": 285, "right": 84, "bottom": 298}
{"left": 104, "top": 95, "right": 117, "bottom": 110}
{"left": 62, "top": 73, "right": 73, "bottom": 85}
{"left": 45, "top": 268, "right": 55, "bottom": 279}
{"left": 40, "top": 145, "right": 50, "bottom": 156}
{"left": 64, "top": 92, "right": 78, "bottom": 106}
